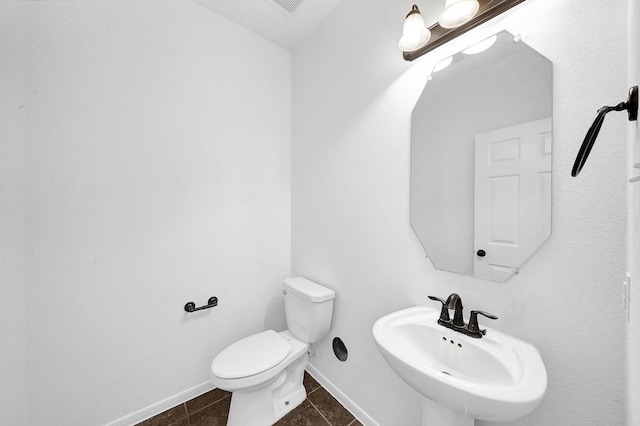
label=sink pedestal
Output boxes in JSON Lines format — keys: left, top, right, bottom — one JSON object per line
{"left": 423, "top": 398, "right": 474, "bottom": 426}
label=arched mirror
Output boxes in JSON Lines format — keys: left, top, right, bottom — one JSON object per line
{"left": 410, "top": 31, "right": 553, "bottom": 282}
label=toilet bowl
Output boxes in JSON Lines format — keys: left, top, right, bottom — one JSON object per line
{"left": 210, "top": 277, "right": 335, "bottom": 426}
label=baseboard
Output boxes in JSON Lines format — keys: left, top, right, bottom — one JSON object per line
{"left": 105, "top": 366, "right": 376, "bottom": 426}
{"left": 103, "top": 381, "right": 216, "bottom": 426}
{"left": 306, "top": 364, "right": 380, "bottom": 426}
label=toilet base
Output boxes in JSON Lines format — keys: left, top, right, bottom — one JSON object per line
{"left": 227, "top": 352, "right": 309, "bottom": 426}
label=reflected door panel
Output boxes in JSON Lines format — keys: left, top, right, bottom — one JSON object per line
{"left": 473, "top": 118, "right": 552, "bottom": 280}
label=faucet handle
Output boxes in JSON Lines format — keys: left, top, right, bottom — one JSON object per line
{"left": 427, "top": 295, "right": 450, "bottom": 322}
{"left": 468, "top": 310, "right": 498, "bottom": 335}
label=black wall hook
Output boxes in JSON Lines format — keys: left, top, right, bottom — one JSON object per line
{"left": 572, "top": 85, "right": 638, "bottom": 177}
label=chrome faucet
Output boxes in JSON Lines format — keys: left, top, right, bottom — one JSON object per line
{"left": 428, "top": 293, "right": 498, "bottom": 339}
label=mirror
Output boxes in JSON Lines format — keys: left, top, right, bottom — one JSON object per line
{"left": 410, "top": 31, "right": 553, "bottom": 282}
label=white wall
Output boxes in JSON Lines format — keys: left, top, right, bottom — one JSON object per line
{"left": 627, "top": 0, "right": 640, "bottom": 424}
{"left": 14, "top": 1, "right": 291, "bottom": 424}
{"left": 292, "top": 0, "right": 627, "bottom": 425}
{"left": 0, "top": 4, "right": 28, "bottom": 424}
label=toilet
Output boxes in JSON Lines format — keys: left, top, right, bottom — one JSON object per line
{"left": 210, "top": 277, "right": 335, "bottom": 426}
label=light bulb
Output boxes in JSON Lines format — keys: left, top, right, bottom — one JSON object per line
{"left": 433, "top": 56, "right": 453, "bottom": 72}
{"left": 439, "top": 0, "right": 479, "bottom": 29}
{"left": 398, "top": 5, "right": 431, "bottom": 52}
{"left": 462, "top": 34, "right": 497, "bottom": 55}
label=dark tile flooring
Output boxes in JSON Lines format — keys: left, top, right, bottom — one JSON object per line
{"left": 136, "top": 371, "right": 363, "bottom": 426}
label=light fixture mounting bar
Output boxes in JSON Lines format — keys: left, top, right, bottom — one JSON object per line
{"left": 403, "top": 0, "right": 527, "bottom": 61}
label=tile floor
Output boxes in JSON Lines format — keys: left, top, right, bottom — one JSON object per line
{"left": 136, "top": 371, "right": 363, "bottom": 426}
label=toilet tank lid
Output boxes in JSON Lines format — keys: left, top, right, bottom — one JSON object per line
{"left": 284, "top": 277, "right": 335, "bottom": 302}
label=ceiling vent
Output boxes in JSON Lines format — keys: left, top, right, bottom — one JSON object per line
{"left": 267, "top": 0, "right": 304, "bottom": 14}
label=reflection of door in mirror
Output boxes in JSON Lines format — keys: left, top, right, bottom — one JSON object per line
{"left": 409, "top": 30, "right": 552, "bottom": 282}
{"left": 473, "top": 118, "right": 552, "bottom": 280}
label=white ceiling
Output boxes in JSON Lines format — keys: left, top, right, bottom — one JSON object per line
{"left": 191, "top": 0, "right": 347, "bottom": 50}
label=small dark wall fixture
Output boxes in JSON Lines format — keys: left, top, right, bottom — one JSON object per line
{"left": 332, "top": 337, "right": 348, "bottom": 362}
{"left": 184, "top": 296, "right": 218, "bottom": 313}
{"left": 402, "top": 0, "right": 527, "bottom": 61}
{"left": 572, "top": 85, "right": 638, "bottom": 177}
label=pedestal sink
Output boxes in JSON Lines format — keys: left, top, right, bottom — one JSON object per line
{"left": 372, "top": 306, "right": 547, "bottom": 425}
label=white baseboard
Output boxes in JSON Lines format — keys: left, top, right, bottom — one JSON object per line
{"left": 103, "top": 381, "right": 216, "bottom": 426}
{"left": 306, "top": 364, "right": 380, "bottom": 426}
{"left": 105, "top": 367, "right": 376, "bottom": 426}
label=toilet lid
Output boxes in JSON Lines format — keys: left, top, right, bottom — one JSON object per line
{"left": 211, "top": 330, "right": 291, "bottom": 379}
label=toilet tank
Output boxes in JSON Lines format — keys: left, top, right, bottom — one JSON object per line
{"left": 284, "top": 277, "right": 335, "bottom": 343}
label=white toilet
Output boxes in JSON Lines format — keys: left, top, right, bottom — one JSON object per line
{"left": 210, "top": 277, "right": 335, "bottom": 426}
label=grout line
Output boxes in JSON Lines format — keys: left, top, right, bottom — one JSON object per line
{"left": 306, "top": 398, "right": 333, "bottom": 426}
{"left": 185, "top": 393, "right": 231, "bottom": 417}
{"left": 307, "top": 385, "right": 357, "bottom": 426}
{"left": 183, "top": 403, "right": 192, "bottom": 426}
{"left": 305, "top": 366, "right": 371, "bottom": 426}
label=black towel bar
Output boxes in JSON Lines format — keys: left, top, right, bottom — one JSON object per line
{"left": 184, "top": 296, "right": 218, "bottom": 313}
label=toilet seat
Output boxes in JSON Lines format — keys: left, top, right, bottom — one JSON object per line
{"left": 210, "top": 330, "right": 309, "bottom": 393}
{"left": 211, "top": 330, "right": 291, "bottom": 379}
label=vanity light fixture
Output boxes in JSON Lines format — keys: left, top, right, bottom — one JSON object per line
{"left": 400, "top": 0, "right": 527, "bottom": 61}
{"left": 439, "top": 0, "right": 480, "bottom": 29}
{"left": 398, "top": 4, "right": 431, "bottom": 52}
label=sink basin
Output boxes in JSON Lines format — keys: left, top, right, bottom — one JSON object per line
{"left": 373, "top": 306, "right": 546, "bottom": 424}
